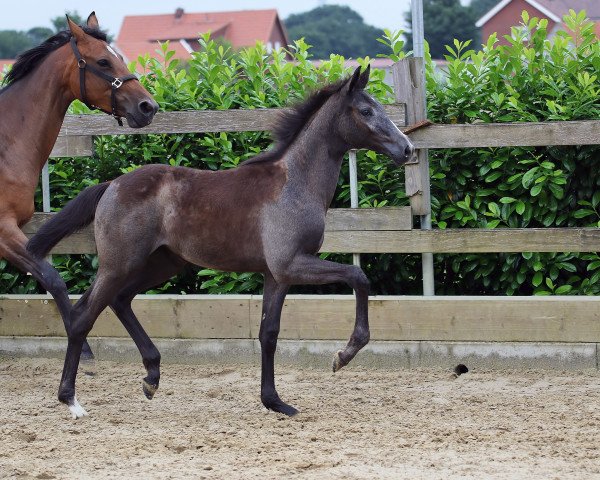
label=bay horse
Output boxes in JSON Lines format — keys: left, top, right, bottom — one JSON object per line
{"left": 28, "top": 65, "right": 415, "bottom": 418}
{"left": 0, "top": 13, "right": 158, "bottom": 360}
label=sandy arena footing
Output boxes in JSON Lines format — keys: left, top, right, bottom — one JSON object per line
{"left": 0, "top": 355, "right": 599, "bottom": 479}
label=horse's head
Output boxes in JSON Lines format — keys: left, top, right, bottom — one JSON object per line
{"left": 338, "top": 65, "right": 415, "bottom": 166}
{"left": 66, "top": 13, "right": 158, "bottom": 127}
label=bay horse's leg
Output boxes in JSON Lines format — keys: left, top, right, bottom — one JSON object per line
{"left": 108, "top": 248, "right": 186, "bottom": 400}
{"left": 272, "top": 254, "right": 370, "bottom": 372}
{"left": 0, "top": 222, "right": 95, "bottom": 360}
{"left": 259, "top": 273, "right": 293, "bottom": 415}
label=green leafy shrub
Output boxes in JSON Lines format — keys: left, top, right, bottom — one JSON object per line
{"left": 1, "top": 11, "right": 598, "bottom": 296}
{"left": 427, "top": 10, "right": 600, "bottom": 295}
{"left": 1, "top": 35, "right": 404, "bottom": 294}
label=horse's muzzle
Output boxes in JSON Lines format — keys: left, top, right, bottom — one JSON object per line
{"left": 126, "top": 99, "right": 159, "bottom": 128}
{"left": 383, "top": 141, "right": 415, "bottom": 166}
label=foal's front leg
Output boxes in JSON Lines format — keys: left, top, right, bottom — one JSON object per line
{"left": 272, "top": 253, "right": 370, "bottom": 372}
{"left": 259, "top": 274, "right": 293, "bottom": 415}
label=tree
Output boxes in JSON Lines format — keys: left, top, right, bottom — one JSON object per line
{"left": 27, "top": 27, "right": 54, "bottom": 45}
{"left": 0, "top": 31, "right": 32, "bottom": 58}
{"left": 285, "top": 5, "right": 385, "bottom": 59}
{"left": 50, "top": 11, "right": 113, "bottom": 41}
{"left": 404, "top": 0, "right": 479, "bottom": 59}
{"left": 0, "top": 10, "right": 104, "bottom": 60}
{"left": 50, "top": 11, "right": 84, "bottom": 33}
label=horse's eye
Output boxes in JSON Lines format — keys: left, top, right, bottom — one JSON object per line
{"left": 360, "top": 108, "right": 373, "bottom": 117}
{"left": 97, "top": 59, "right": 111, "bottom": 68}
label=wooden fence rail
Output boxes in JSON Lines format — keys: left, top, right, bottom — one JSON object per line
{"left": 51, "top": 114, "right": 600, "bottom": 158}
{"left": 5, "top": 59, "right": 600, "bottom": 348}
{"left": 22, "top": 212, "right": 600, "bottom": 255}
{"left": 44, "top": 105, "right": 600, "bottom": 256}
{"left": 407, "top": 120, "right": 600, "bottom": 148}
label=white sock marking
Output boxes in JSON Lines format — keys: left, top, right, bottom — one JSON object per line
{"left": 68, "top": 397, "right": 89, "bottom": 419}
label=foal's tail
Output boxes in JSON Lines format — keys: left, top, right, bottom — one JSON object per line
{"left": 27, "top": 182, "right": 111, "bottom": 258}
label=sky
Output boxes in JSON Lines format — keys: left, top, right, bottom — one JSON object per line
{"left": 0, "top": 0, "right": 414, "bottom": 36}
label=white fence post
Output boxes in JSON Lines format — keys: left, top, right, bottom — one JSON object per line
{"left": 348, "top": 149, "right": 360, "bottom": 267}
{"left": 42, "top": 161, "right": 50, "bottom": 213}
{"left": 41, "top": 161, "right": 52, "bottom": 269}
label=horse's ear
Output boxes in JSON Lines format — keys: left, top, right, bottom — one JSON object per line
{"left": 67, "top": 16, "right": 86, "bottom": 41}
{"left": 86, "top": 12, "right": 100, "bottom": 30}
{"left": 357, "top": 64, "right": 370, "bottom": 90}
{"left": 345, "top": 66, "right": 362, "bottom": 94}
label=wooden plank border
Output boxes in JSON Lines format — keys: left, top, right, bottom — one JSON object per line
{"left": 2, "top": 294, "right": 600, "bottom": 343}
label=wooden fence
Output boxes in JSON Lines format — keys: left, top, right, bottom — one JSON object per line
{"left": 3, "top": 58, "right": 600, "bottom": 344}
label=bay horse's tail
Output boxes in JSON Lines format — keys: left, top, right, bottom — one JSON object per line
{"left": 27, "top": 182, "right": 111, "bottom": 258}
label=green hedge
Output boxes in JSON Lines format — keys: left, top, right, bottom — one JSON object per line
{"left": 427, "top": 11, "right": 600, "bottom": 295}
{"left": 1, "top": 10, "right": 598, "bottom": 295}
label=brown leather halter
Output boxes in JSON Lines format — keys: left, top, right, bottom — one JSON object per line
{"left": 70, "top": 37, "right": 137, "bottom": 126}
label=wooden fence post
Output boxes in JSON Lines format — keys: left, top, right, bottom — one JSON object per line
{"left": 392, "top": 58, "right": 435, "bottom": 295}
{"left": 392, "top": 58, "right": 431, "bottom": 215}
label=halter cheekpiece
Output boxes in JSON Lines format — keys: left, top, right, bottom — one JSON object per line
{"left": 70, "top": 37, "right": 137, "bottom": 126}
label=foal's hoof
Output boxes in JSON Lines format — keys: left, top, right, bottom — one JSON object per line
{"left": 262, "top": 397, "right": 299, "bottom": 417}
{"left": 142, "top": 378, "right": 158, "bottom": 400}
{"left": 67, "top": 397, "right": 89, "bottom": 420}
{"left": 269, "top": 402, "right": 299, "bottom": 417}
{"left": 332, "top": 350, "right": 347, "bottom": 372}
{"left": 81, "top": 343, "right": 95, "bottom": 362}
{"left": 80, "top": 353, "right": 97, "bottom": 377}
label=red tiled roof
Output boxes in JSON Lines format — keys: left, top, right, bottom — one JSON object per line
{"left": 119, "top": 20, "right": 231, "bottom": 43}
{"left": 478, "top": 0, "right": 600, "bottom": 24}
{"left": 536, "top": 0, "right": 600, "bottom": 18}
{"left": 116, "top": 40, "right": 191, "bottom": 66}
{"left": 476, "top": 0, "right": 600, "bottom": 35}
{"left": 116, "top": 9, "right": 288, "bottom": 64}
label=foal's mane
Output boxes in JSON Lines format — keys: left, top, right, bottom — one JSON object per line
{"left": 0, "top": 26, "right": 107, "bottom": 94}
{"left": 241, "top": 76, "right": 349, "bottom": 166}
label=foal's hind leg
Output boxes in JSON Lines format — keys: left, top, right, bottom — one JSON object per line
{"left": 109, "top": 248, "right": 186, "bottom": 400}
{"left": 271, "top": 254, "right": 370, "bottom": 372}
{"left": 0, "top": 223, "right": 94, "bottom": 360}
{"left": 59, "top": 271, "right": 127, "bottom": 418}
{"left": 59, "top": 240, "right": 173, "bottom": 417}
{"left": 259, "top": 273, "right": 293, "bottom": 415}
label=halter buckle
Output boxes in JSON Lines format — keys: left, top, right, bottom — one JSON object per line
{"left": 111, "top": 78, "right": 123, "bottom": 89}
{"left": 78, "top": 59, "right": 87, "bottom": 69}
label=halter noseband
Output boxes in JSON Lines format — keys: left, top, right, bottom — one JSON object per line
{"left": 70, "top": 37, "right": 138, "bottom": 126}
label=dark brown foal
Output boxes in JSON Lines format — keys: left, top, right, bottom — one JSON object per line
{"left": 0, "top": 13, "right": 158, "bottom": 361}
{"left": 28, "top": 65, "right": 415, "bottom": 418}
